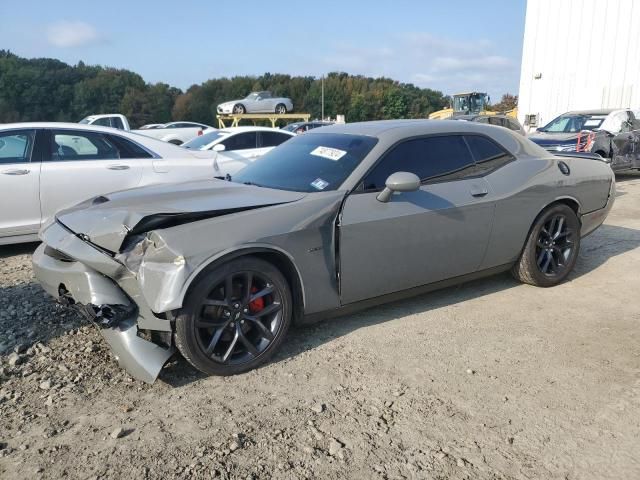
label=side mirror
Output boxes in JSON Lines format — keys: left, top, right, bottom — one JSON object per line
{"left": 376, "top": 172, "right": 421, "bottom": 203}
{"left": 212, "top": 144, "right": 226, "bottom": 152}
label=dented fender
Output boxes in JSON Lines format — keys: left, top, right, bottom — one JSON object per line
{"left": 117, "top": 192, "right": 347, "bottom": 316}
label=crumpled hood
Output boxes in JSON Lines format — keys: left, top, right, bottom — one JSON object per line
{"left": 528, "top": 131, "right": 579, "bottom": 146}
{"left": 56, "top": 179, "right": 306, "bottom": 252}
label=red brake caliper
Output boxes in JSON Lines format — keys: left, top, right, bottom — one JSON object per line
{"left": 249, "top": 286, "right": 264, "bottom": 313}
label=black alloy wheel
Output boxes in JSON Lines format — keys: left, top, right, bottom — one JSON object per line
{"left": 175, "top": 257, "right": 292, "bottom": 375}
{"left": 512, "top": 204, "right": 581, "bottom": 287}
{"left": 535, "top": 213, "right": 575, "bottom": 276}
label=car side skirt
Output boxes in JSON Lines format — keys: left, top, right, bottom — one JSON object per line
{"left": 299, "top": 263, "right": 513, "bottom": 325}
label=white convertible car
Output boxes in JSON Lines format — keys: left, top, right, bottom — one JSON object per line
{"left": 0, "top": 123, "right": 216, "bottom": 245}
{"left": 217, "top": 91, "right": 294, "bottom": 115}
{"left": 182, "top": 126, "right": 295, "bottom": 176}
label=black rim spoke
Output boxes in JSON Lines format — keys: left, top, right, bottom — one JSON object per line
{"left": 237, "top": 327, "right": 260, "bottom": 357}
{"left": 222, "top": 331, "right": 239, "bottom": 362}
{"left": 242, "top": 272, "right": 253, "bottom": 304}
{"left": 205, "top": 327, "right": 226, "bottom": 356}
{"left": 245, "top": 316, "right": 275, "bottom": 341}
{"left": 225, "top": 274, "right": 234, "bottom": 303}
{"left": 194, "top": 269, "right": 282, "bottom": 366}
{"left": 250, "top": 285, "right": 274, "bottom": 303}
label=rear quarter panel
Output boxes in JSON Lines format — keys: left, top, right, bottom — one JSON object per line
{"left": 480, "top": 155, "right": 613, "bottom": 269}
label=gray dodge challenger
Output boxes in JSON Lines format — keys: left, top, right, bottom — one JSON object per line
{"left": 32, "top": 120, "right": 615, "bottom": 382}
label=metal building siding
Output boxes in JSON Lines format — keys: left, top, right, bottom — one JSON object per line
{"left": 518, "top": 0, "right": 640, "bottom": 128}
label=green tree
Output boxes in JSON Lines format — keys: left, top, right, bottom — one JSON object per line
{"left": 0, "top": 51, "right": 450, "bottom": 125}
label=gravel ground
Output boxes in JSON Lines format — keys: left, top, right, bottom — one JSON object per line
{"left": 1, "top": 173, "right": 639, "bottom": 480}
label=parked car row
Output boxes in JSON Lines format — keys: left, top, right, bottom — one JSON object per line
{"left": 80, "top": 114, "right": 212, "bottom": 145}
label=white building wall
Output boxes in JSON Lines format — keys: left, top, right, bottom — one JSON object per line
{"left": 518, "top": 0, "right": 640, "bottom": 129}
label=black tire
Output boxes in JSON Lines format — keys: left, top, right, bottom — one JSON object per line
{"left": 275, "top": 103, "right": 287, "bottom": 114}
{"left": 511, "top": 204, "right": 581, "bottom": 287}
{"left": 233, "top": 104, "right": 246, "bottom": 114}
{"left": 174, "top": 257, "right": 292, "bottom": 376}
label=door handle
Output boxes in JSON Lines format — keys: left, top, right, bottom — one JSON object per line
{"left": 1, "top": 169, "right": 30, "bottom": 175}
{"left": 470, "top": 185, "right": 489, "bottom": 197}
{"left": 107, "top": 164, "right": 130, "bottom": 170}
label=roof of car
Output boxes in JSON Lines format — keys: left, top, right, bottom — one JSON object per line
{"left": 310, "top": 119, "right": 509, "bottom": 139}
{"left": 0, "top": 122, "right": 127, "bottom": 132}
{"left": 564, "top": 109, "right": 617, "bottom": 116}
{"left": 218, "top": 126, "right": 294, "bottom": 134}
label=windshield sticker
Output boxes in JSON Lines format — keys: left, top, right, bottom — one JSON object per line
{"left": 584, "top": 119, "right": 602, "bottom": 127}
{"left": 310, "top": 178, "right": 329, "bottom": 190}
{"left": 310, "top": 146, "right": 347, "bottom": 161}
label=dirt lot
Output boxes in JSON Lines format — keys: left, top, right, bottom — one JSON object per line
{"left": 1, "top": 173, "right": 639, "bottom": 480}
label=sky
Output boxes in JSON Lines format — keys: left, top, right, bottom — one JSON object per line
{"left": 0, "top": 0, "right": 527, "bottom": 99}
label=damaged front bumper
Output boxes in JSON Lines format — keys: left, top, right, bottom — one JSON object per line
{"left": 32, "top": 221, "right": 175, "bottom": 383}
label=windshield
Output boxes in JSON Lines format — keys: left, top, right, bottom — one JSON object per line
{"left": 183, "top": 131, "right": 227, "bottom": 149}
{"left": 245, "top": 93, "right": 260, "bottom": 100}
{"left": 233, "top": 133, "right": 378, "bottom": 192}
{"left": 453, "top": 94, "right": 486, "bottom": 113}
{"left": 540, "top": 114, "right": 606, "bottom": 133}
{"left": 78, "top": 117, "right": 92, "bottom": 124}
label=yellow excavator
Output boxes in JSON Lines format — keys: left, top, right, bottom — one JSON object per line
{"left": 428, "top": 91, "right": 517, "bottom": 120}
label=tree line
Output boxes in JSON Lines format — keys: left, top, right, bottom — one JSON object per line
{"left": 0, "top": 50, "right": 454, "bottom": 128}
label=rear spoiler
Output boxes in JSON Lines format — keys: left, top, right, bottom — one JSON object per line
{"left": 553, "top": 151, "right": 608, "bottom": 162}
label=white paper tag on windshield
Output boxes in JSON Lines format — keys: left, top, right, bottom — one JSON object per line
{"left": 310, "top": 178, "right": 329, "bottom": 190}
{"left": 310, "top": 146, "right": 347, "bottom": 161}
{"left": 583, "top": 119, "right": 601, "bottom": 127}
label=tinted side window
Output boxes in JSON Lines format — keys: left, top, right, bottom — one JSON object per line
{"left": 363, "top": 135, "right": 475, "bottom": 190}
{"left": 464, "top": 135, "right": 513, "bottom": 174}
{"left": 260, "top": 131, "right": 291, "bottom": 147}
{"left": 50, "top": 130, "right": 120, "bottom": 161}
{"left": 108, "top": 135, "right": 153, "bottom": 159}
{"left": 112, "top": 117, "right": 125, "bottom": 130}
{"left": 0, "top": 130, "right": 35, "bottom": 164}
{"left": 222, "top": 132, "right": 257, "bottom": 151}
{"left": 92, "top": 117, "right": 112, "bottom": 127}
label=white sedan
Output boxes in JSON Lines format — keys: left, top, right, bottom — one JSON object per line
{"left": 0, "top": 123, "right": 216, "bottom": 245}
{"left": 182, "top": 127, "right": 295, "bottom": 176}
